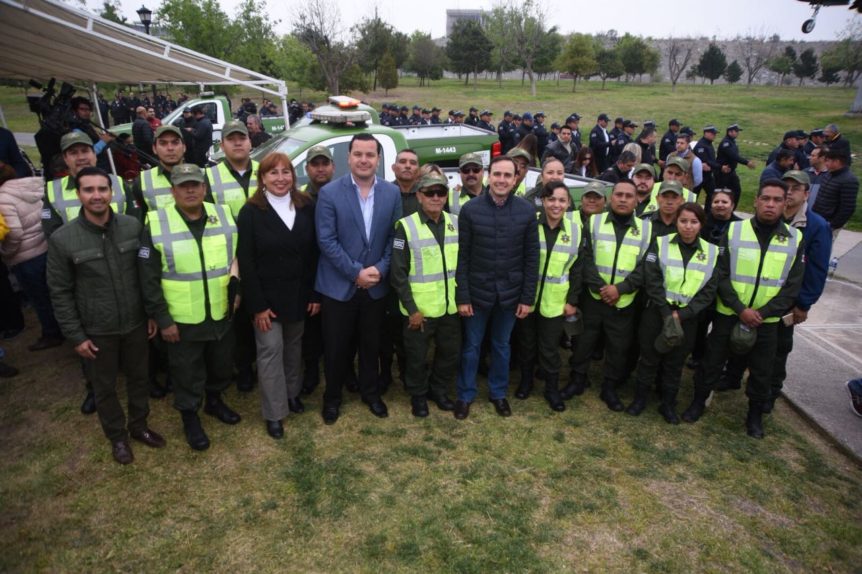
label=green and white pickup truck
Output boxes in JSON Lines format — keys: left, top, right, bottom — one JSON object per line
{"left": 250, "top": 97, "right": 502, "bottom": 188}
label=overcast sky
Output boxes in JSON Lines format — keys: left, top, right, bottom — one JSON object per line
{"left": 109, "top": 0, "right": 858, "bottom": 41}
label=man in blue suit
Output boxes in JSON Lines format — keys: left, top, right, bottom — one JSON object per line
{"left": 315, "top": 133, "right": 402, "bottom": 424}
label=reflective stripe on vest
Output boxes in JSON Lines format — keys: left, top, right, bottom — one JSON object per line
{"left": 657, "top": 234, "right": 717, "bottom": 306}
{"left": 589, "top": 212, "right": 651, "bottom": 308}
{"left": 206, "top": 160, "right": 258, "bottom": 219}
{"left": 447, "top": 188, "right": 472, "bottom": 216}
{"left": 716, "top": 220, "right": 799, "bottom": 323}
{"left": 535, "top": 212, "right": 581, "bottom": 318}
{"left": 141, "top": 168, "right": 175, "bottom": 211}
{"left": 399, "top": 212, "right": 459, "bottom": 318}
{"left": 148, "top": 202, "right": 237, "bottom": 324}
{"left": 641, "top": 182, "right": 697, "bottom": 215}
{"left": 48, "top": 174, "right": 125, "bottom": 222}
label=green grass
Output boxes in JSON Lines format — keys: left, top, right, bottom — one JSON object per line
{"left": 0, "top": 309, "right": 860, "bottom": 572}
{"left": 3, "top": 79, "right": 859, "bottom": 228}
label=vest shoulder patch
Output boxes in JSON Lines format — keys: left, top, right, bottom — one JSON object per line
{"left": 41, "top": 208, "right": 52, "bottom": 220}
{"left": 137, "top": 246, "right": 150, "bottom": 259}
{"left": 393, "top": 238, "right": 405, "bottom": 250}
{"left": 646, "top": 253, "right": 657, "bottom": 263}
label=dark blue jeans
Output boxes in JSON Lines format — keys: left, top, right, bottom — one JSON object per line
{"left": 12, "top": 252, "right": 62, "bottom": 339}
{"left": 457, "top": 303, "right": 518, "bottom": 403}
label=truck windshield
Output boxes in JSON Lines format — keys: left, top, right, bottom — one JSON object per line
{"left": 255, "top": 135, "right": 307, "bottom": 158}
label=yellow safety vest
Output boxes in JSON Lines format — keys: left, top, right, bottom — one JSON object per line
{"left": 641, "top": 182, "right": 697, "bottom": 216}
{"left": 513, "top": 180, "right": 527, "bottom": 197}
{"left": 141, "top": 167, "right": 175, "bottom": 212}
{"left": 534, "top": 212, "right": 581, "bottom": 318}
{"left": 716, "top": 220, "right": 799, "bottom": 323}
{"left": 47, "top": 175, "right": 126, "bottom": 222}
{"left": 206, "top": 160, "right": 259, "bottom": 219}
{"left": 589, "top": 212, "right": 652, "bottom": 308}
{"left": 148, "top": 202, "right": 237, "bottom": 325}
{"left": 399, "top": 211, "right": 459, "bottom": 318}
{"left": 656, "top": 234, "right": 717, "bottom": 307}
{"left": 447, "top": 188, "right": 474, "bottom": 216}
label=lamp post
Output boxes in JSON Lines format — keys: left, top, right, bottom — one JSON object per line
{"left": 136, "top": 5, "right": 152, "bottom": 35}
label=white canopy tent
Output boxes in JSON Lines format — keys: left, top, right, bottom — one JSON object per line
{"left": 0, "top": 0, "right": 289, "bottom": 117}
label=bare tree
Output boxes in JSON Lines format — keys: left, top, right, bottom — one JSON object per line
{"left": 293, "top": 0, "right": 354, "bottom": 95}
{"left": 507, "top": 0, "right": 551, "bottom": 97}
{"left": 665, "top": 37, "right": 695, "bottom": 92}
{"left": 737, "top": 32, "right": 777, "bottom": 86}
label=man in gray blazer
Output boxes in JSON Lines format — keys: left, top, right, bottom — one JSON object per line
{"left": 315, "top": 134, "right": 402, "bottom": 424}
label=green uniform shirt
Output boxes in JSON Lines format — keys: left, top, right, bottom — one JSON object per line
{"left": 390, "top": 209, "right": 449, "bottom": 316}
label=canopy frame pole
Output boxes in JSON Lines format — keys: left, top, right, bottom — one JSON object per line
{"left": 91, "top": 82, "right": 118, "bottom": 177}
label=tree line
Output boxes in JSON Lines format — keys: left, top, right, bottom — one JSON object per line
{"left": 98, "top": 0, "right": 862, "bottom": 96}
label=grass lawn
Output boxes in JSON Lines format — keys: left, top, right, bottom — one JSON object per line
{"left": 0, "top": 310, "right": 860, "bottom": 572}
{"left": 2, "top": 80, "right": 860, "bottom": 228}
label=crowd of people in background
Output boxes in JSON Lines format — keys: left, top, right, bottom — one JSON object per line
{"left": 0, "top": 92, "right": 858, "bottom": 466}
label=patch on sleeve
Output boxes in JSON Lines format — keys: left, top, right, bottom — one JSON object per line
{"left": 721, "top": 142, "right": 730, "bottom": 147}
{"left": 137, "top": 246, "right": 150, "bottom": 259}
{"left": 696, "top": 147, "right": 704, "bottom": 154}
{"left": 41, "top": 208, "right": 52, "bottom": 220}
{"left": 393, "top": 238, "right": 405, "bottom": 250}
{"left": 646, "top": 253, "right": 657, "bottom": 263}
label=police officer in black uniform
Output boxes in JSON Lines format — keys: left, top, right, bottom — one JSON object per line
{"left": 659, "top": 119, "right": 680, "bottom": 167}
{"left": 410, "top": 105, "right": 423, "bottom": 125}
{"left": 533, "top": 112, "right": 549, "bottom": 159}
{"left": 716, "top": 123, "right": 756, "bottom": 206}
{"left": 498, "top": 111, "right": 516, "bottom": 154}
{"left": 565, "top": 113, "right": 583, "bottom": 152}
{"left": 465, "top": 107, "right": 480, "bottom": 127}
{"left": 590, "top": 113, "right": 614, "bottom": 173}
{"left": 610, "top": 120, "right": 637, "bottom": 164}
{"left": 693, "top": 125, "right": 720, "bottom": 207}
{"left": 767, "top": 131, "right": 809, "bottom": 171}
{"left": 477, "top": 110, "right": 495, "bottom": 132}
{"left": 380, "top": 104, "right": 392, "bottom": 127}
{"left": 430, "top": 107, "right": 442, "bottom": 124}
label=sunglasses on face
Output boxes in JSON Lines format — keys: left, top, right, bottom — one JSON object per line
{"left": 460, "top": 166, "right": 482, "bottom": 174}
{"left": 420, "top": 188, "right": 448, "bottom": 198}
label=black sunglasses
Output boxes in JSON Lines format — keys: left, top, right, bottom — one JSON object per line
{"left": 459, "top": 166, "right": 482, "bottom": 174}
{"left": 420, "top": 188, "right": 448, "bottom": 198}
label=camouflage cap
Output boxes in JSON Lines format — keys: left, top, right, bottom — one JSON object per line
{"left": 60, "top": 131, "right": 93, "bottom": 152}
{"left": 665, "top": 156, "right": 690, "bottom": 173}
{"left": 459, "top": 152, "right": 484, "bottom": 168}
{"left": 782, "top": 170, "right": 810, "bottom": 186}
{"left": 307, "top": 145, "right": 332, "bottom": 162}
{"left": 155, "top": 125, "right": 184, "bottom": 140}
{"left": 633, "top": 163, "right": 656, "bottom": 178}
{"left": 418, "top": 171, "right": 449, "bottom": 191}
{"left": 729, "top": 322, "right": 757, "bottom": 355}
{"left": 506, "top": 147, "right": 532, "bottom": 163}
{"left": 580, "top": 181, "right": 609, "bottom": 198}
{"left": 658, "top": 180, "right": 684, "bottom": 196}
{"left": 222, "top": 120, "right": 248, "bottom": 138}
{"left": 170, "top": 163, "right": 206, "bottom": 186}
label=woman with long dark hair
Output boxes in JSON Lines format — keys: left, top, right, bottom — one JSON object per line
{"left": 236, "top": 152, "right": 319, "bottom": 439}
{"left": 573, "top": 147, "right": 598, "bottom": 178}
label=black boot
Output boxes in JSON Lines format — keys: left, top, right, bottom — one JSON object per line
{"left": 625, "top": 387, "right": 648, "bottom": 416}
{"left": 203, "top": 392, "right": 241, "bottom": 425}
{"left": 515, "top": 364, "right": 534, "bottom": 400}
{"left": 236, "top": 366, "right": 255, "bottom": 393}
{"left": 658, "top": 389, "right": 680, "bottom": 425}
{"left": 560, "top": 372, "right": 587, "bottom": 400}
{"left": 746, "top": 400, "right": 765, "bottom": 439}
{"left": 715, "top": 369, "right": 742, "bottom": 392}
{"left": 682, "top": 389, "right": 710, "bottom": 423}
{"left": 762, "top": 394, "right": 777, "bottom": 414}
{"left": 181, "top": 410, "right": 210, "bottom": 451}
{"left": 599, "top": 379, "right": 624, "bottom": 412}
{"left": 544, "top": 373, "right": 565, "bottom": 412}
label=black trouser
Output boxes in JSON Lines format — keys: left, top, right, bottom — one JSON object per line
{"left": 695, "top": 313, "right": 779, "bottom": 402}
{"left": 698, "top": 174, "right": 716, "bottom": 212}
{"left": 168, "top": 326, "right": 235, "bottom": 412}
{"left": 516, "top": 313, "right": 564, "bottom": 377}
{"left": 634, "top": 305, "right": 697, "bottom": 398}
{"left": 570, "top": 295, "right": 637, "bottom": 383}
{"left": 86, "top": 323, "right": 150, "bottom": 442}
{"left": 723, "top": 319, "right": 794, "bottom": 400}
{"left": 691, "top": 307, "right": 714, "bottom": 362}
{"left": 379, "top": 291, "right": 405, "bottom": 382}
{"left": 623, "top": 292, "right": 646, "bottom": 383}
{"left": 0, "top": 262, "right": 24, "bottom": 332}
{"left": 233, "top": 303, "right": 256, "bottom": 377}
{"left": 716, "top": 170, "right": 741, "bottom": 207}
{"left": 322, "top": 291, "right": 385, "bottom": 407}
{"left": 301, "top": 311, "right": 323, "bottom": 380}
{"left": 402, "top": 313, "right": 460, "bottom": 398}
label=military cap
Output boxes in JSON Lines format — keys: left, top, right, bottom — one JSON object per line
{"left": 431, "top": 107, "right": 441, "bottom": 112}
{"left": 170, "top": 163, "right": 206, "bottom": 185}
{"left": 413, "top": 105, "right": 421, "bottom": 110}
{"left": 222, "top": 120, "right": 248, "bottom": 138}
{"left": 469, "top": 106, "right": 478, "bottom": 112}
{"left": 783, "top": 130, "right": 799, "bottom": 141}
{"left": 633, "top": 163, "right": 656, "bottom": 178}
{"left": 580, "top": 181, "right": 609, "bottom": 198}
{"left": 655, "top": 314, "right": 684, "bottom": 353}
{"left": 418, "top": 171, "right": 449, "bottom": 191}
{"left": 513, "top": 114, "right": 522, "bottom": 120}
{"left": 809, "top": 128, "right": 824, "bottom": 137}
{"left": 522, "top": 112, "right": 533, "bottom": 121}
{"left": 155, "top": 125, "right": 184, "bottom": 140}
{"left": 623, "top": 119, "right": 638, "bottom": 128}
{"left": 534, "top": 111, "right": 545, "bottom": 118}
{"left": 597, "top": 113, "right": 610, "bottom": 121}
{"left": 567, "top": 113, "right": 581, "bottom": 122}
{"left": 679, "top": 126, "right": 695, "bottom": 137}
{"left": 668, "top": 118, "right": 680, "bottom": 126}
{"left": 643, "top": 120, "right": 656, "bottom": 128}
{"left": 782, "top": 170, "right": 810, "bottom": 186}
{"left": 307, "top": 145, "right": 332, "bottom": 162}
{"left": 730, "top": 322, "right": 757, "bottom": 354}
{"left": 421, "top": 108, "right": 430, "bottom": 114}
{"left": 795, "top": 130, "right": 808, "bottom": 138}
{"left": 182, "top": 107, "right": 193, "bottom": 114}
{"left": 454, "top": 110, "right": 465, "bottom": 117}
{"left": 614, "top": 116, "right": 624, "bottom": 124}
{"left": 665, "top": 156, "right": 690, "bottom": 173}
{"left": 727, "top": 123, "right": 742, "bottom": 132}
{"left": 480, "top": 109, "right": 493, "bottom": 116}
{"left": 703, "top": 125, "right": 718, "bottom": 133}
{"left": 60, "top": 131, "right": 94, "bottom": 152}
{"left": 550, "top": 122, "right": 560, "bottom": 129}
{"left": 400, "top": 105, "right": 409, "bottom": 112}
{"left": 503, "top": 110, "right": 513, "bottom": 117}
{"left": 459, "top": 152, "right": 484, "bottom": 168}
{"left": 190, "top": 104, "right": 205, "bottom": 114}
{"left": 658, "top": 180, "right": 684, "bottom": 196}
{"left": 506, "top": 148, "right": 532, "bottom": 163}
